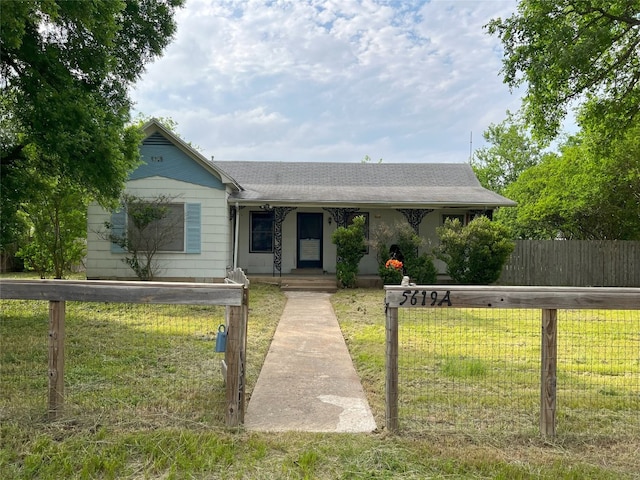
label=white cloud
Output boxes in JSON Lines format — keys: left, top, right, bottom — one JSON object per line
{"left": 131, "top": 0, "right": 520, "bottom": 163}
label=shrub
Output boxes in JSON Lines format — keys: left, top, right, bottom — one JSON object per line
{"left": 408, "top": 253, "right": 438, "bottom": 284}
{"left": 102, "top": 194, "right": 180, "bottom": 280}
{"left": 331, "top": 215, "right": 367, "bottom": 288}
{"left": 369, "top": 222, "right": 394, "bottom": 267}
{"left": 435, "top": 216, "right": 514, "bottom": 284}
{"left": 379, "top": 259, "right": 404, "bottom": 285}
{"left": 17, "top": 180, "right": 87, "bottom": 279}
{"left": 371, "top": 221, "right": 437, "bottom": 285}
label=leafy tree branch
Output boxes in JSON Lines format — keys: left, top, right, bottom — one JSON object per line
{"left": 487, "top": 0, "right": 640, "bottom": 141}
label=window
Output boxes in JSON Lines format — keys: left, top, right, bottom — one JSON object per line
{"left": 251, "top": 211, "right": 274, "bottom": 253}
{"left": 128, "top": 203, "right": 184, "bottom": 252}
{"left": 110, "top": 203, "right": 201, "bottom": 254}
{"left": 442, "top": 214, "right": 465, "bottom": 225}
{"left": 469, "top": 209, "right": 493, "bottom": 221}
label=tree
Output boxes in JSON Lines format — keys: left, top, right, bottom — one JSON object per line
{"left": 502, "top": 119, "right": 640, "bottom": 240}
{"left": 0, "top": 141, "right": 30, "bottom": 265}
{"left": 332, "top": 215, "right": 367, "bottom": 288}
{"left": 103, "top": 194, "right": 182, "bottom": 281}
{"left": 471, "top": 111, "right": 543, "bottom": 195}
{"left": 18, "top": 177, "right": 88, "bottom": 279}
{"left": 436, "top": 217, "right": 514, "bottom": 284}
{"left": 1, "top": 0, "right": 183, "bottom": 270}
{"left": 487, "top": 1, "right": 640, "bottom": 141}
{"left": 1, "top": 0, "right": 183, "bottom": 212}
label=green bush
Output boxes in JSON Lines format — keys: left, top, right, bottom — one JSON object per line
{"left": 331, "top": 215, "right": 366, "bottom": 288}
{"left": 435, "top": 216, "right": 514, "bottom": 284}
{"left": 17, "top": 181, "right": 87, "bottom": 279}
{"left": 369, "top": 222, "right": 394, "bottom": 268}
{"left": 378, "top": 263, "right": 404, "bottom": 285}
{"left": 370, "top": 221, "right": 437, "bottom": 285}
{"left": 407, "top": 253, "right": 438, "bottom": 284}
{"left": 17, "top": 241, "right": 53, "bottom": 279}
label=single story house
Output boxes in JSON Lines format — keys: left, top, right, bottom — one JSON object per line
{"left": 86, "top": 120, "right": 515, "bottom": 282}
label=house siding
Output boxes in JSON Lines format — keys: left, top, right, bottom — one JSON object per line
{"left": 130, "top": 134, "right": 225, "bottom": 190}
{"left": 86, "top": 177, "right": 231, "bottom": 281}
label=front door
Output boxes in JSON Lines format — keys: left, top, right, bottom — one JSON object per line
{"left": 297, "top": 213, "right": 323, "bottom": 269}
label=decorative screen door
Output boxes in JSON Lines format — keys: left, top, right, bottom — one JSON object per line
{"left": 297, "top": 213, "right": 323, "bottom": 269}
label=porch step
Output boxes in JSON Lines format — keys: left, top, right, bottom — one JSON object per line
{"left": 280, "top": 277, "right": 338, "bottom": 293}
{"left": 289, "top": 268, "right": 325, "bottom": 276}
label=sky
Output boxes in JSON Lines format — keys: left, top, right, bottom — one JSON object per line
{"left": 130, "top": 0, "right": 521, "bottom": 164}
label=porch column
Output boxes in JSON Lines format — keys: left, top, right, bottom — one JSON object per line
{"left": 323, "top": 207, "right": 361, "bottom": 228}
{"left": 229, "top": 204, "right": 245, "bottom": 269}
{"left": 272, "top": 207, "right": 296, "bottom": 276}
{"left": 396, "top": 208, "right": 434, "bottom": 234}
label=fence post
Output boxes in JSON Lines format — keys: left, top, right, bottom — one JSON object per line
{"left": 385, "top": 304, "right": 399, "bottom": 433}
{"left": 540, "top": 308, "right": 557, "bottom": 436}
{"left": 225, "top": 301, "right": 247, "bottom": 427}
{"left": 239, "top": 286, "right": 249, "bottom": 422}
{"left": 223, "top": 269, "right": 249, "bottom": 426}
{"left": 48, "top": 300, "right": 65, "bottom": 420}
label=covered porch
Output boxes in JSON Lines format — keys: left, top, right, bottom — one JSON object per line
{"left": 215, "top": 161, "right": 516, "bottom": 278}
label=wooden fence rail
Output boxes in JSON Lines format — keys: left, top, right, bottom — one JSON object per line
{"left": 0, "top": 277, "right": 249, "bottom": 426}
{"left": 384, "top": 285, "right": 640, "bottom": 436}
{"left": 499, "top": 240, "right": 640, "bottom": 287}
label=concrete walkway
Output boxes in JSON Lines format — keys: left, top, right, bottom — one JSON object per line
{"left": 245, "top": 292, "right": 377, "bottom": 433}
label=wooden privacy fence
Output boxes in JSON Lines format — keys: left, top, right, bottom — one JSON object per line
{"left": 384, "top": 285, "right": 640, "bottom": 436}
{"left": 0, "top": 272, "right": 249, "bottom": 427}
{"left": 499, "top": 240, "right": 640, "bottom": 287}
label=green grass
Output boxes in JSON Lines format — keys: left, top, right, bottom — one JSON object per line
{"left": 389, "top": 306, "right": 639, "bottom": 435}
{"left": 440, "top": 356, "right": 488, "bottom": 378}
{"left": 331, "top": 288, "right": 640, "bottom": 477}
{"left": 1, "top": 278, "right": 639, "bottom": 478}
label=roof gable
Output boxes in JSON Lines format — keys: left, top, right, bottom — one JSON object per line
{"left": 131, "top": 132, "right": 224, "bottom": 189}
{"left": 130, "top": 120, "right": 241, "bottom": 191}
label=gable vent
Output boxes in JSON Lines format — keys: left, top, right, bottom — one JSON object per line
{"left": 143, "top": 132, "right": 173, "bottom": 146}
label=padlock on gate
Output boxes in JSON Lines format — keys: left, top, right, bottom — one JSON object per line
{"left": 215, "top": 324, "right": 227, "bottom": 352}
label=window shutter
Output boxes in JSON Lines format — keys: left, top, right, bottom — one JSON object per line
{"left": 185, "top": 203, "right": 201, "bottom": 254}
{"left": 110, "top": 209, "right": 126, "bottom": 253}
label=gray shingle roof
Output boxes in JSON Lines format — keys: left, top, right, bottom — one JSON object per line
{"left": 214, "top": 161, "right": 516, "bottom": 208}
